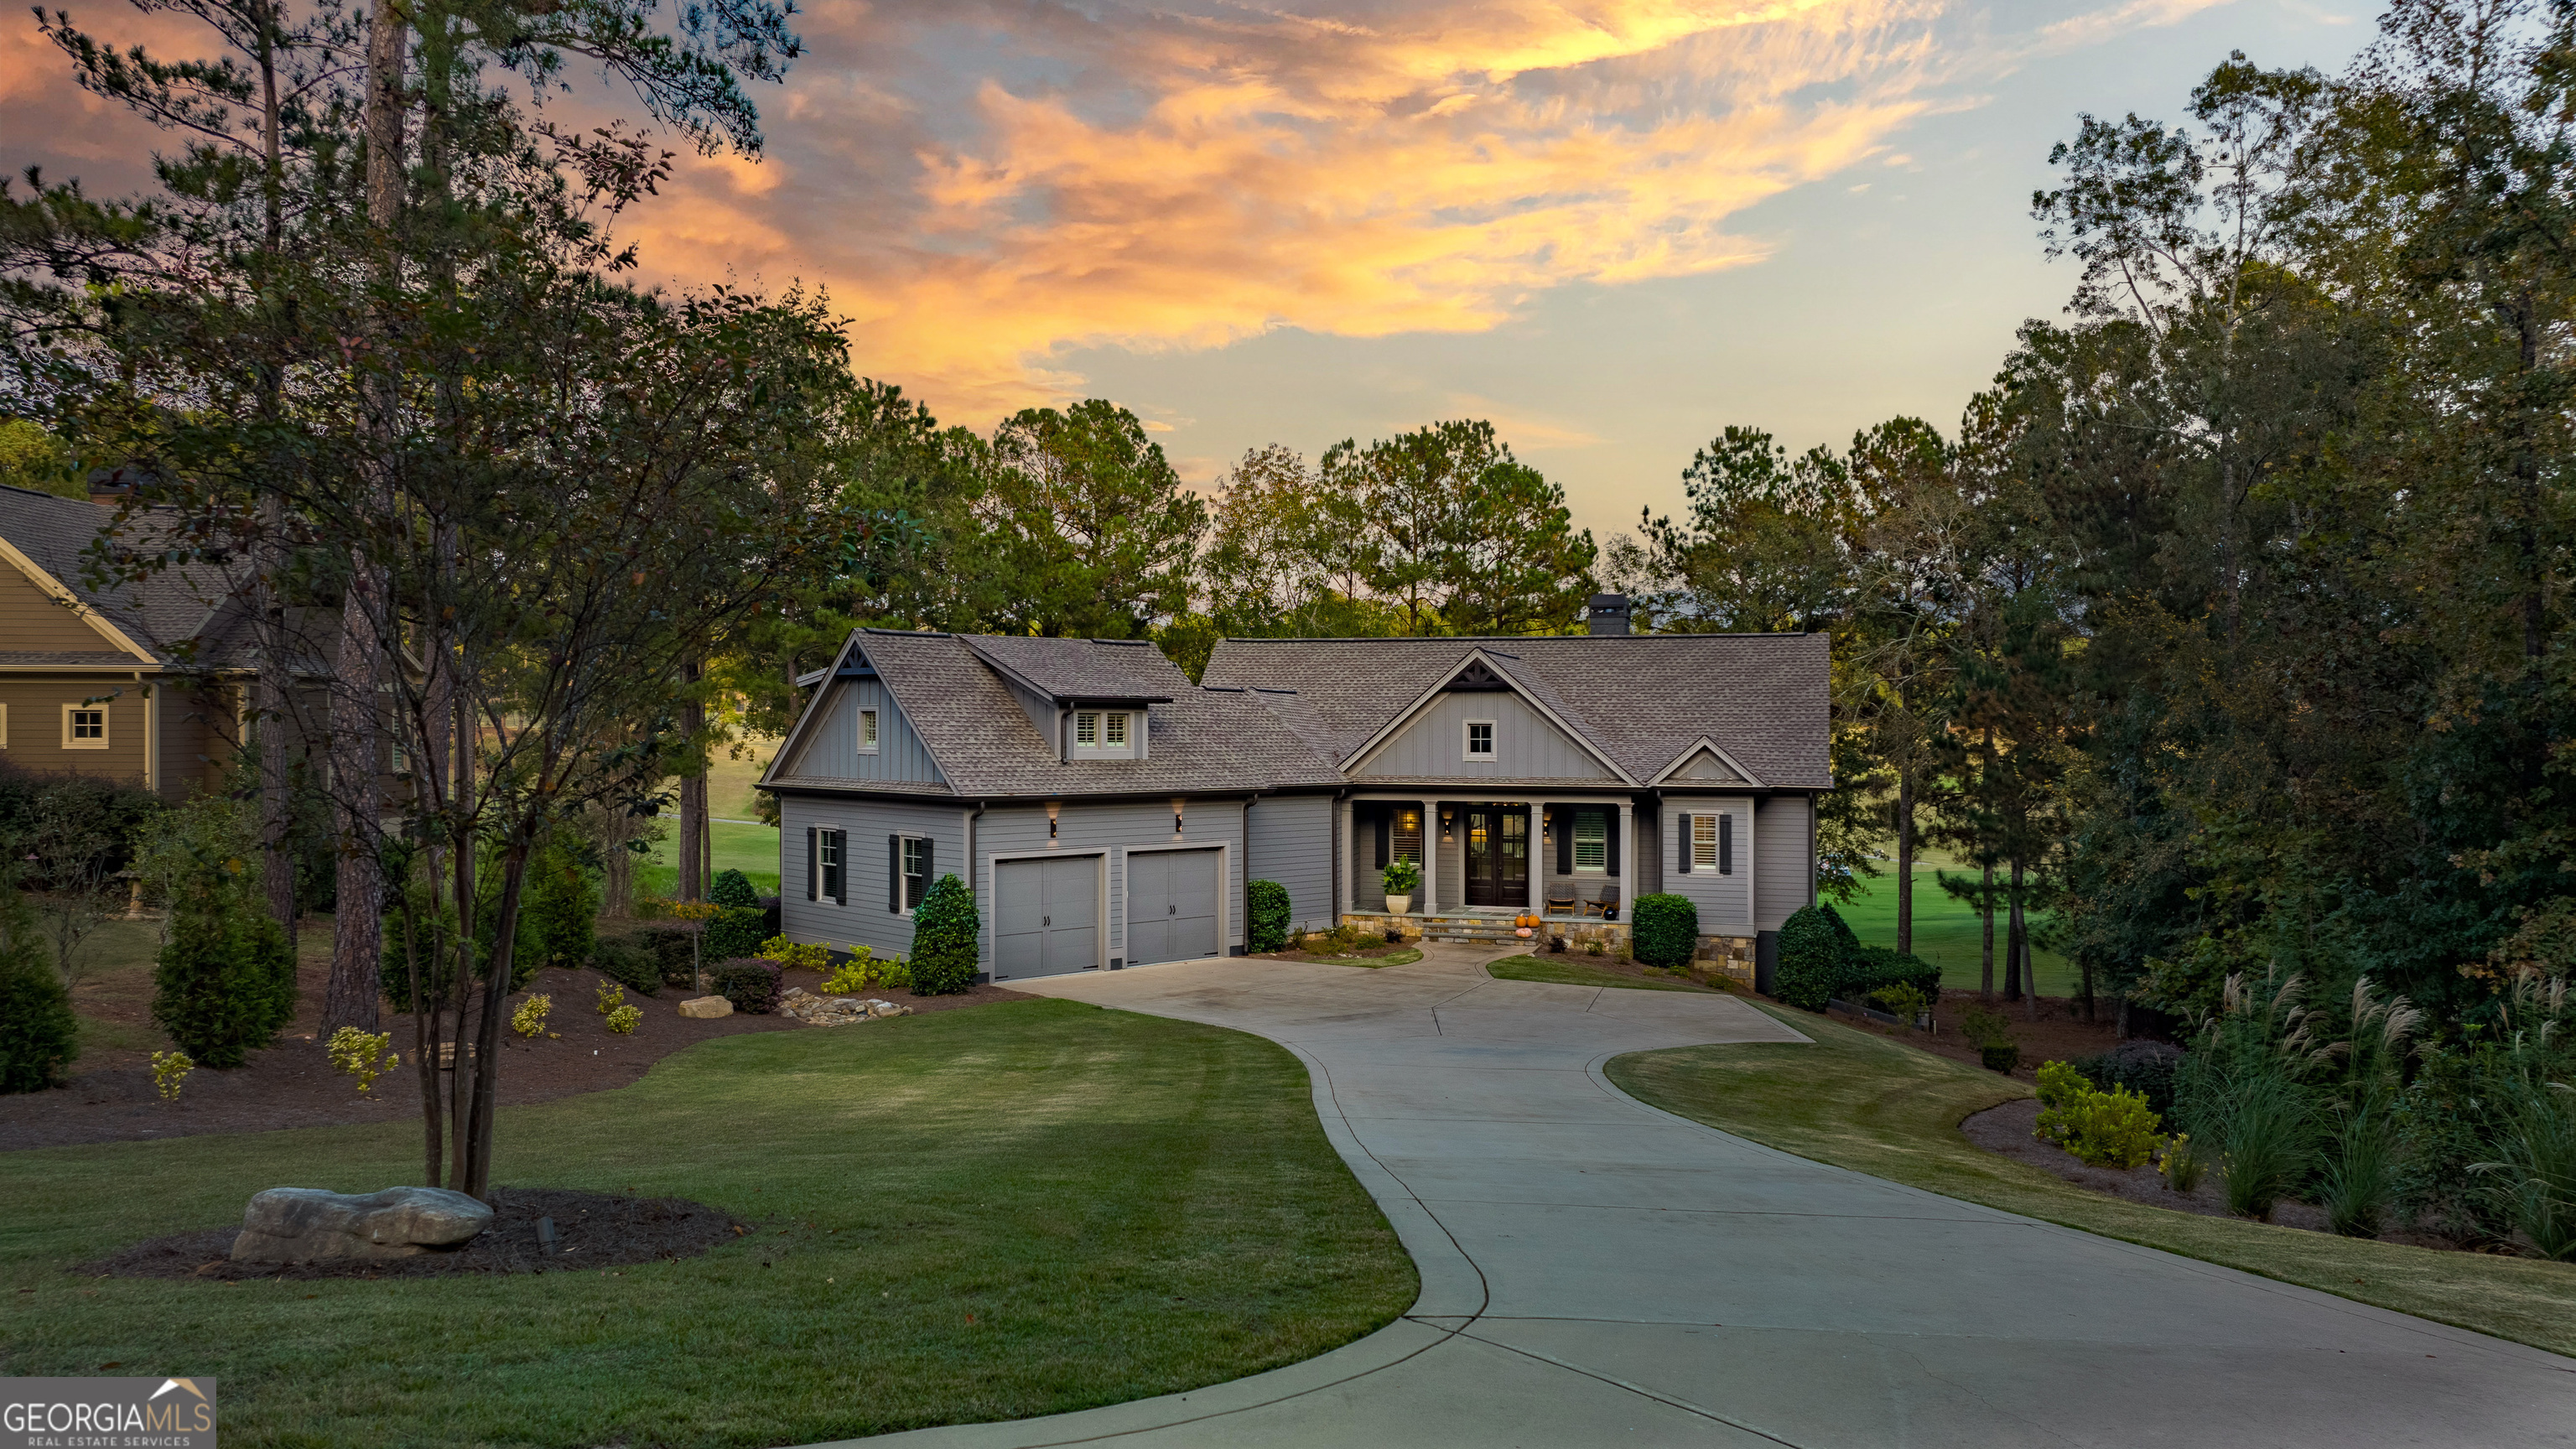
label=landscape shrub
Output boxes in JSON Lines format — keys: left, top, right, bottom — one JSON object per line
{"left": 1772, "top": 904, "right": 1850, "bottom": 1010}
{"left": 2070, "top": 1039, "right": 2185, "bottom": 1119}
{"left": 1869, "top": 981, "right": 1931, "bottom": 1026}
{"left": 709, "top": 958, "right": 782, "bottom": 1014}
{"left": 595, "top": 979, "right": 625, "bottom": 1014}
{"left": 325, "top": 1027, "right": 398, "bottom": 1094}
{"left": 1247, "top": 880, "right": 1292, "bottom": 954}
{"left": 604, "top": 1004, "right": 641, "bottom": 1035}
{"left": 151, "top": 867, "right": 296, "bottom": 1069}
{"left": 1846, "top": 945, "right": 1940, "bottom": 1005}
{"left": 1958, "top": 1005, "right": 2018, "bottom": 1074}
{"left": 704, "top": 906, "right": 768, "bottom": 963}
{"left": 1631, "top": 893, "right": 1697, "bottom": 968}
{"left": 2174, "top": 971, "right": 2322, "bottom": 1222}
{"left": 149, "top": 1050, "right": 192, "bottom": 1101}
{"left": 910, "top": 874, "right": 979, "bottom": 995}
{"left": 2034, "top": 1059, "right": 2164, "bottom": 1168}
{"left": 818, "top": 947, "right": 910, "bottom": 994}
{"left": 709, "top": 870, "right": 760, "bottom": 910}
{"left": 0, "top": 878, "right": 78, "bottom": 1093}
{"left": 588, "top": 937, "right": 661, "bottom": 996}
{"left": 512, "top": 994, "right": 553, "bottom": 1038}
{"left": 635, "top": 927, "right": 701, "bottom": 988}
{"left": 0, "top": 761, "right": 160, "bottom": 893}
{"left": 758, "top": 895, "right": 782, "bottom": 939}
{"left": 524, "top": 838, "right": 601, "bottom": 970}
{"left": 755, "top": 936, "right": 831, "bottom": 972}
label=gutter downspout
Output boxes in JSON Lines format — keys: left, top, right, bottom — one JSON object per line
{"left": 965, "top": 800, "right": 986, "bottom": 981}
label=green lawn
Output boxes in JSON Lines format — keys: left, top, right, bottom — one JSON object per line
{"left": 1607, "top": 1003, "right": 2576, "bottom": 1359}
{"left": 1484, "top": 956, "right": 1718, "bottom": 993}
{"left": 1, "top": 1000, "right": 1415, "bottom": 1446}
{"left": 639, "top": 818, "right": 782, "bottom": 898}
{"left": 1302, "top": 948, "right": 1423, "bottom": 969}
{"left": 1837, "top": 859, "right": 2080, "bottom": 995}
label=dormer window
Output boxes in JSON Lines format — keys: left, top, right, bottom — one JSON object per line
{"left": 1077, "top": 712, "right": 1098, "bottom": 745}
{"left": 1104, "top": 712, "right": 1128, "bottom": 745}
{"left": 1072, "top": 709, "right": 1139, "bottom": 758}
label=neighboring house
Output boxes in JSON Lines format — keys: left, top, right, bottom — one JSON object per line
{"left": 761, "top": 596, "right": 1833, "bottom": 989}
{"left": 0, "top": 482, "right": 266, "bottom": 798}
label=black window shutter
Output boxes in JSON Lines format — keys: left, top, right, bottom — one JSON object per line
{"left": 888, "top": 834, "right": 901, "bottom": 912}
{"left": 920, "top": 837, "right": 935, "bottom": 904}
{"left": 1554, "top": 807, "right": 1571, "bottom": 875}
{"left": 1373, "top": 808, "right": 1389, "bottom": 870}
{"left": 831, "top": 831, "right": 849, "bottom": 906}
{"left": 1719, "top": 813, "right": 1734, "bottom": 875}
{"left": 1607, "top": 813, "right": 1621, "bottom": 877}
{"left": 1675, "top": 814, "right": 1691, "bottom": 873}
{"left": 807, "top": 826, "right": 819, "bottom": 901}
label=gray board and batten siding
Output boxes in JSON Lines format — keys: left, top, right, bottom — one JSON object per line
{"left": 1351, "top": 689, "right": 1619, "bottom": 783}
{"left": 776, "top": 677, "right": 944, "bottom": 786}
{"left": 776, "top": 795, "right": 965, "bottom": 961}
{"left": 1753, "top": 794, "right": 1815, "bottom": 932}
{"left": 1658, "top": 796, "right": 1753, "bottom": 935}
{"left": 974, "top": 799, "right": 1246, "bottom": 979}
{"left": 1247, "top": 793, "right": 1335, "bottom": 934}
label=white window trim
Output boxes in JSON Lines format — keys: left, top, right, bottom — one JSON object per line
{"left": 0, "top": 701, "right": 8, "bottom": 747}
{"left": 859, "top": 708, "right": 880, "bottom": 755}
{"left": 1692, "top": 813, "right": 1719, "bottom": 869}
{"left": 62, "top": 702, "right": 109, "bottom": 750}
{"left": 1075, "top": 711, "right": 1099, "bottom": 746}
{"left": 1462, "top": 718, "right": 1498, "bottom": 761}
{"left": 1071, "top": 709, "right": 1137, "bottom": 757}
{"left": 1572, "top": 808, "right": 1607, "bottom": 874}
{"left": 900, "top": 834, "right": 929, "bottom": 909}
{"left": 1104, "top": 711, "right": 1129, "bottom": 745}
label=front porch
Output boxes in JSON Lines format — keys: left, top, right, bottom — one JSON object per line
{"left": 1341, "top": 794, "right": 1637, "bottom": 921}
{"left": 1340, "top": 910, "right": 1632, "bottom": 950}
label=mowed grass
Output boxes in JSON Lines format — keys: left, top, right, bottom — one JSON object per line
{"left": 0, "top": 1000, "right": 1416, "bottom": 1447}
{"left": 639, "top": 818, "right": 782, "bottom": 898}
{"left": 1484, "top": 956, "right": 1718, "bottom": 993}
{"left": 1607, "top": 1003, "right": 2576, "bottom": 1359}
{"left": 1837, "top": 860, "right": 2080, "bottom": 995}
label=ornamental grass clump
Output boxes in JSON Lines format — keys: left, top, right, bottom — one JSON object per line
{"left": 2034, "top": 1059, "right": 2165, "bottom": 1168}
{"left": 325, "top": 1027, "right": 398, "bottom": 1094}
{"left": 2175, "top": 969, "right": 2323, "bottom": 1222}
{"left": 2469, "top": 970, "right": 2576, "bottom": 1260}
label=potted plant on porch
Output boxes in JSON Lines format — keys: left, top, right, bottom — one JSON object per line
{"left": 1382, "top": 858, "right": 1422, "bottom": 916}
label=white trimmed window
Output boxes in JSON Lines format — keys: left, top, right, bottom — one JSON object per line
{"left": 1573, "top": 810, "right": 1607, "bottom": 872}
{"left": 1075, "top": 711, "right": 1098, "bottom": 745}
{"left": 1072, "top": 710, "right": 1135, "bottom": 756}
{"left": 62, "top": 704, "right": 107, "bottom": 750}
{"left": 1464, "top": 719, "right": 1496, "bottom": 761}
{"left": 1104, "top": 711, "right": 1128, "bottom": 745}
{"left": 859, "top": 709, "right": 880, "bottom": 754}
{"left": 1692, "top": 813, "right": 1719, "bottom": 869}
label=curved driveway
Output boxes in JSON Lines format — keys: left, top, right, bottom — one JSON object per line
{"left": 849, "top": 947, "right": 2576, "bottom": 1447}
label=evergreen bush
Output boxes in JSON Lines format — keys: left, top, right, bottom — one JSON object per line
{"left": 152, "top": 883, "right": 296, "bottom": 1069}
{"left": 704, "top": 906, "right": 767, "bottom": 962}
{"left": 1773, "top": 904, "right": 1852, "bottom": 1010}
{"left": 910, "top": 874, "right": 979, "bottom": 995}
{"left": 589, "top": 937, "right": 661, "bottom": 996}
{"left": 709, "top": 870, "right": 759, "bottom": 909}
{"left": 1246, "top": 880, "right": 1291, "bottom": 953}
{"left": 709, "top": 958, "right": 782, "bottom": 1014}
{"left": 0, "top": 878, "right": 78, "bottom": 1093}
{"left": 526, "top": 839, "right": 600, "bottom": 970}
{"left": 1631, "top": 893, "right": 1698, "bottom": 968}
{"left": 2070, "top": 1039, "right": 2184, "bottom": 1118}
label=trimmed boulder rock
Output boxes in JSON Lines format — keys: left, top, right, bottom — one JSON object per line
{"left": 678, "top": 995, "right": 733, "bottom": 1019}
{"left": 778, "top": 987, "right": 911, "bottom": 1026}
{"left": 231, "top": 1186, "right": 493, "bottom": 1263}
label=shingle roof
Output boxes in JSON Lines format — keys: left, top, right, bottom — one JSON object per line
{"left": 0, "top": 484, "right": 248, "bottom": 666}
{"left": 800, "top": 631, "right": 1344, "bottom": 798}
{"left": 1201, "top": 633, "right": 1832, "bottom": 790}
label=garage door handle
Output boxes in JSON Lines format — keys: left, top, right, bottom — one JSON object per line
{"left": 1168, "top": 904, "right": 1176, "bottom": 915}
{"left": 1042, "top": 915, "right": 1051, "bottom": 927}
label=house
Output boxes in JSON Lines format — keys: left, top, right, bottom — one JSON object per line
{"left": 0, "top": 481, "right": 265, "bottom": 798}
{"left": 760, "top": 596, "right": 1832, "bottom": 989}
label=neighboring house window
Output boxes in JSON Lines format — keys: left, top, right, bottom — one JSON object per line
{"left": 1464, "top": 719, "right": 1496, "bottom": 761}
{"left": 1573, "top": 810, "right": 1607, "bottom": 872}
{"left": 1076, "top": 712, "right": 1098, "bottom": 745}
{"left": 62, "top": 704, "right": 107, "bottom": 750}
{"left": 859, "top": 709, "right": 880, "bottom": 754}
{"left": 1104, "top": 711, "right": 1128, "bottom": 745}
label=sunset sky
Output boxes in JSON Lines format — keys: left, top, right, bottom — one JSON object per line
{"left": 1, "top": 0, "right": 2371, "bottom": 538}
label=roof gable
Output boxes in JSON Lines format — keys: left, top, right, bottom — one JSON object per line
{"left": 1346, "top": 648, "right": 1632, "bottom": 783}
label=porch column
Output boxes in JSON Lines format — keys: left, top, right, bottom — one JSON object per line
{"left": 1337, "top": 797, "right": 1353, "bottom": 923}
{"left": 1528, "top": 801, "right": 1545, "bottom": 912}
{"left": 1618, "top": 802, "right": 1634, "bottom": 919}
{"left": 1417, "top": 799, "right": 1436, "bottom": 917}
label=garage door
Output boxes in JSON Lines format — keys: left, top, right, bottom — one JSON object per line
{"left": 1125, "top": 848, "right": 1221, "bottom": 968}
{"left": 994, "top": 855, "right": 1101, "bottom": 980}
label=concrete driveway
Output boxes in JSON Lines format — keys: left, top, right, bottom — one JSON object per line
{"left": 846, "top": 946, "right": 2576, "bottom": 1447}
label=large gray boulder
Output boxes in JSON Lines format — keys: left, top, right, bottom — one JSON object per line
{"left": 230, "top": 1186, "right": 494, "bottom": 1263}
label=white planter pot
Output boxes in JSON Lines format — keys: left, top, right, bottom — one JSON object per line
{"left": 1384, "top": 894, "right": 1413, "bottom": 915}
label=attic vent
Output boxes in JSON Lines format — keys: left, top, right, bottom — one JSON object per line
{"left": 1446, "top": 660, "right": 1510, "bottom": 692}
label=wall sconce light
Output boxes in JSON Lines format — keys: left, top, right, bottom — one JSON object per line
{"left": 1172, "top": 797, "right": 1186, "bottom": 835}
{"left": 1440, "top": 808, "right": 1454, "bottom": 842}
{"left": 1046, "top": 801, "right": 1060, "bottom": 841}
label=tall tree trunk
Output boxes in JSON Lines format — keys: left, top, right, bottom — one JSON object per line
{"left": 1978, "top": 858, "right": 1995, "bottom": 1003}
{"left": 323, "top": 581, "right": 383, "bottom": 1034}
{"left": 448, "top": 687, "right": 475, "bottom": 1191}
{"left": 1894, "top": 764, "right": 1914, "bottom": 956}
{"left": 255, "top": 595, "right": 296, "bottom": 933}
{"left": 678, "top": 662, "right": 705, "bottom": 900}
{"left": 463, "top": 834, "right": 533, "bottom": 1202}
{"left": 2005, "top": 854, "right": 2028, "bottom": 1008}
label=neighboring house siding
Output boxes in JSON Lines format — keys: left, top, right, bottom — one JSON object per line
{"left": 157, "top": 679, "right": 239, "bottom": 801}
{"left": 776, "top": 794, "right": 967, "bottom": 961}
{"left": 781, "top": 679, "right": 943, "bottom": 785}
{"left": 978, "top": 800, "right": 1247, "bottom": 969}
{"left": 1659, "top": 795, "right": 1753, "bottom": 934}
{"left": 1353, "top": 691, "right": 1616, "bottom": 782}
{"left": 0, "top": 673, "right": 150, "bottom": 784}
{"left": 1246, "top": 793, "right": 1333, "bottom": 933}
{"left": 1753, "top": 795, "right": 1814, "bottom": 931}
{"left": 0, "top": 566, "right": 118, "bottom": 652}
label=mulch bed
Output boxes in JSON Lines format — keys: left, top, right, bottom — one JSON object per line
{"left": 1268, "top": 944, "right": 1420, "bottom": 963}
{"left": 4, "top": 956, "right": 1030, "bottom": 1153}
{"left": 75, "top": 1187, "right": 744, "bottom": 1280}
{"left": 1821, "top": 989, "right": 2122, "bottom": 1084}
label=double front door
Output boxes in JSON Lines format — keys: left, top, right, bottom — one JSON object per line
{"left": 1462, "top": 808, "right": 1528, "bottom": 907}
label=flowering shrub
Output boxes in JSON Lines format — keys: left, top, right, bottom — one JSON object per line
{"left": 149, "top": 1049, "right": 193, "bottom": 1102}
{"left": 605, "top": 1004, "right": 642, "bottom": 1036}
{"left": 756, "top": 936, "right": 832, "bottom": 972}
{"left": 512, "top": 994, "right": 553, "bottom": 1039}
{"left": 326, "top": 1027, "right": 398, "bottom": 1094}
{"left": 2036, "top": 1059, "right": 2166, "bottom": 1169}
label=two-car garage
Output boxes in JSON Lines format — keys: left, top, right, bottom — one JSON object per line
{"left": 989, "top": 846, "right": 1223, "bottom": 982}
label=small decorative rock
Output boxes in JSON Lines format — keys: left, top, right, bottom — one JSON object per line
{"left": 678, "top": 995, "right": 734, "bottom": 1019}
{"left": 777, "top": 986, "right": 910, "bottom": 1026}
{"left": 231, "top": 1186, "right": 493, "bottom": 1263}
